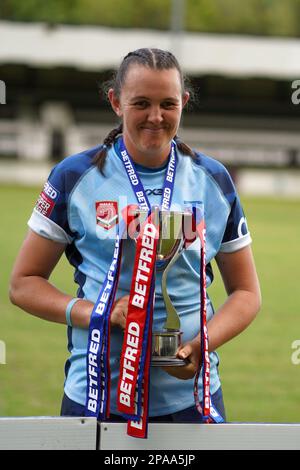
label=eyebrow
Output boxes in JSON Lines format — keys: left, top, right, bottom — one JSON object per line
{"left": 130, "top": 96, "right": 180, "bottom": 102}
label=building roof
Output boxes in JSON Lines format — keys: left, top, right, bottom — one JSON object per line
{"left": 0, "top": 20, "right": 300, "bottom": 79}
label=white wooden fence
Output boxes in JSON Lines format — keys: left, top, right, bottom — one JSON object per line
{"left": 0, "top": 418, "right": 300, "bottom": 450}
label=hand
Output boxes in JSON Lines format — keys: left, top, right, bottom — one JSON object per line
{"left": 73, "top": 295, "right": 129, "bottom": 329}
{"left": 162, "top": 337, "right": 202, "bottom": 380}
{"left": 110, "top": 295, "right": 130, "bottom": 330}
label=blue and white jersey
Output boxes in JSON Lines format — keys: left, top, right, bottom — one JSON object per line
{"left": 28, "top": 138, "right": 251, "bottom": 416}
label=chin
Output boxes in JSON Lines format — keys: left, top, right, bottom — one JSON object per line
{"left": 141, "top": 138, "right": 170, "bottom": 153}
{"left": 142, "top": 146, "right": 166, "bottom": 158}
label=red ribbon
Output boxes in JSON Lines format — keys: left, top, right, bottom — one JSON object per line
{"left": 194, "top": 219, "right": 211, "bottom": 419}
{"left": 117, "top": 212, "right": 159, "bottom": 437}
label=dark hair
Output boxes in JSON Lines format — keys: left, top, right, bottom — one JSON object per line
{"left": 94, "top": 48, "right": 195, "bottom": 173}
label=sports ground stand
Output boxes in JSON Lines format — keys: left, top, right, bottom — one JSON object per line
{"left": 0, "top": 21, "right": 300, "bottom": 195}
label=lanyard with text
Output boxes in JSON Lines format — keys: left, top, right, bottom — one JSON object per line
{"left": 85, "top": 203, "right": 156, "bottom": 423}
{"left": 189, "top": 206, "right": 224, "bottom": 424}
{"left": 85, "top": 219, "right": 125, "bottom": 420}
{"left": 117, "top": 137, "right": 176, "bottom": 438}
{"left": 118, "top": 138, "right": 177, "bottom": 213}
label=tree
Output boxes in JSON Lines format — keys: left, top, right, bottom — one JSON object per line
{"left": 1, "top": 0, "right": 299, "bottom": 38}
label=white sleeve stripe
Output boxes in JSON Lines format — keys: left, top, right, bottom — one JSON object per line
{"left": 28, "top": 209, "right": 73, "bottom": 244}
{"left": 219, "top": 232, "right": 252, "bottom": 253}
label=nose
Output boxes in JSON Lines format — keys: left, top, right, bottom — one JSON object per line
{"left": 147, "top": 105, "right": 163, "bottom": 125}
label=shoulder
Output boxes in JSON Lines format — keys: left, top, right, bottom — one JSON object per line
{"left": 29, "top": 145, "right": 103, "bottom": 243}
{"left": 48, "top": 145, "right": 103, "bottom": 192}
{"left": 190, "top": 150, "right": 237, "bottom": 202}
{"left": 192, "top": 151, "right": 234, "bottom": 188}
{"left": 51, "top": 144, "right": 102, "bottom": 176}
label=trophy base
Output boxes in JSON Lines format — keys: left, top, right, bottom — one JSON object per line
{"left": 152, "top": 330, "right": 186, "bottom": 367}
{"left": 151, "top": 357, "right": 187, "bottom": 367}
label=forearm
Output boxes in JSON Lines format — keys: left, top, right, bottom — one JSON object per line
{"left": 9, "top": 275, "right": 93, "bottom": 328}
{"left": 206, "top": 289, "right": 261, "bottom": 353}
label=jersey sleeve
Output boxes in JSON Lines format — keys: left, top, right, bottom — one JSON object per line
{"left": 28, "top": 163, "right": 74, "bottom": 244}
{"left": 195, "top": 151, "right": 252, "bottom": 255}
{"left": 218, "top": 175, "right": 252, "bottom": 253}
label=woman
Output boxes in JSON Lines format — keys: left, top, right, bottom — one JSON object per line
{"left": 9, "top": 48, "right": 261, "bottom": 429}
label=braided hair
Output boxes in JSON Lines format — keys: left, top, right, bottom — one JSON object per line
{"left": 94, "top": 48, "right": 195, "bottom": 174}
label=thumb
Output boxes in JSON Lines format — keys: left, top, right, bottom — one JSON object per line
{"left": 177, "top": 343, "right": 193, "bottom": 359}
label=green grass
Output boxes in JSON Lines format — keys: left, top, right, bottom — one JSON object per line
{"left": 1, "top": 185, "right": 300, "bottom": 422}
{"left": 209, "top": 197, "right": 300, "bottom": 422}
{"left": 0, "top": 185, "right": 74, "bottom": 416}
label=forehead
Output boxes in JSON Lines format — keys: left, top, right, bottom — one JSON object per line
{"left": 121, "top": 65, "right": 182, "bottom": 99}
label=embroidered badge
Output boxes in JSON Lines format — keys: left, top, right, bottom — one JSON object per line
{"left": 35, "top": 181, "right": 59, "bottom": 218}
{"left": 95, "top": 201, "right": 118, "bottom": 230}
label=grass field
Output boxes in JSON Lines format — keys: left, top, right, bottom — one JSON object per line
{"left": 0, "top": 185, "right": 300, "bottom": 422}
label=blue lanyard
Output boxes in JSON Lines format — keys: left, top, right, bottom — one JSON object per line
{"left": 85, "top": 222, "right": 125, "bottom": 419}
{"left": 119, "top": 137, "right": 177, "bottom": 211}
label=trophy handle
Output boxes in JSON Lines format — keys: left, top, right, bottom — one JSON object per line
{"left": 161, "top": 244, "right": 184, "bottom": 331}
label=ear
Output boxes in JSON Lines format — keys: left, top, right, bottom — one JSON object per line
{"left": 108, "top": 88, "right": 122, "bottom": 117}
{"left": 182, "top": 91, "right": 190, "bottom": 108}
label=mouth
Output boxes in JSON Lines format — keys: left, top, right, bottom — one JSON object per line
{"left": 140, "top": 127, "right": 166, "bottom": 132}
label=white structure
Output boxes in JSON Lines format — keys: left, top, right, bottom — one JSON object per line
{"left": 0, "top": 418, "right": 300, "bottom": 450}
{"left": 1, "top": 20, "right": 300, "bottom": 78}
{"left": 0, "top": 20, "right": 300, "bottom": 190}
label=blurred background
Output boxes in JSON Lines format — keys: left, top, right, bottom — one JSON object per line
{"left": 0, "top": 0, "right": 300, "bottom": 424}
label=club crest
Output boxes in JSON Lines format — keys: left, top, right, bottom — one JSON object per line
{"left": 95, "top": 201, "right": 118, "bottom": 230}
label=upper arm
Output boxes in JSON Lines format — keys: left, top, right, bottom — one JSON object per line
{"left": 11, "top": 229, "right": 67, "bottom": 282}
{"left": 215, "top": 245, "right": 261, "bottom": 301}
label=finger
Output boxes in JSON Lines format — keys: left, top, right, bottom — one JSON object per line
{"left": 110, "top": 307, "right": 126, "bottom": 329}
{"left": 118, "top": 294, "right": 130, "bottom": 304}
{"left": 114, "top": 294, "right": 129, "bottom": 305}
{"left": 119, "top": 316, "right": 126, "bottom": 330}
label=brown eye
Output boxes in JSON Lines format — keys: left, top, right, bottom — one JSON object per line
{"left": 162, "top": 101, "right": 176, "bottom": 109}
{"left": 134, "top": 101, "right": 148, "bottom": 108}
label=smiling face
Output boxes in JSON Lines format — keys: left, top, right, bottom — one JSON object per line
{"left": 108, "top": 65, "right": 189, "bottom": 167}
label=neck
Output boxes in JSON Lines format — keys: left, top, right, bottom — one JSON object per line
{"left": 123, "top": 135, "right": 171, "bottom": 169}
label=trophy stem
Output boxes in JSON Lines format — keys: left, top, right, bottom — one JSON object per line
{"left": 161, "top": 251, "right": 182, "bottom": 331}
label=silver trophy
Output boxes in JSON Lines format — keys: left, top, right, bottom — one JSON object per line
{"left": 133, "top": 206, "right": 194, "bottom": 367}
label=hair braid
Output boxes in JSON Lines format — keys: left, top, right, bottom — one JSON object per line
{"left": 174, "top": 135, "right": 195, "bottom": 159}
{"left": 93, "top": 124, "right": 123, "bottom": 174}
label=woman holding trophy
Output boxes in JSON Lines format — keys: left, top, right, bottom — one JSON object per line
{"left": 10, "top": 48, "right": 261, "bottom": 438}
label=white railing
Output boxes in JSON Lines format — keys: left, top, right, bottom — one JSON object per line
{"left": 0, "top": 417, "right": 97, "bottom": 450}
{"left": 0, "top": 120, "right": 299, "bottom": 167}
{"left": 0, "top": 418, "right": 300, "bottom": 450}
